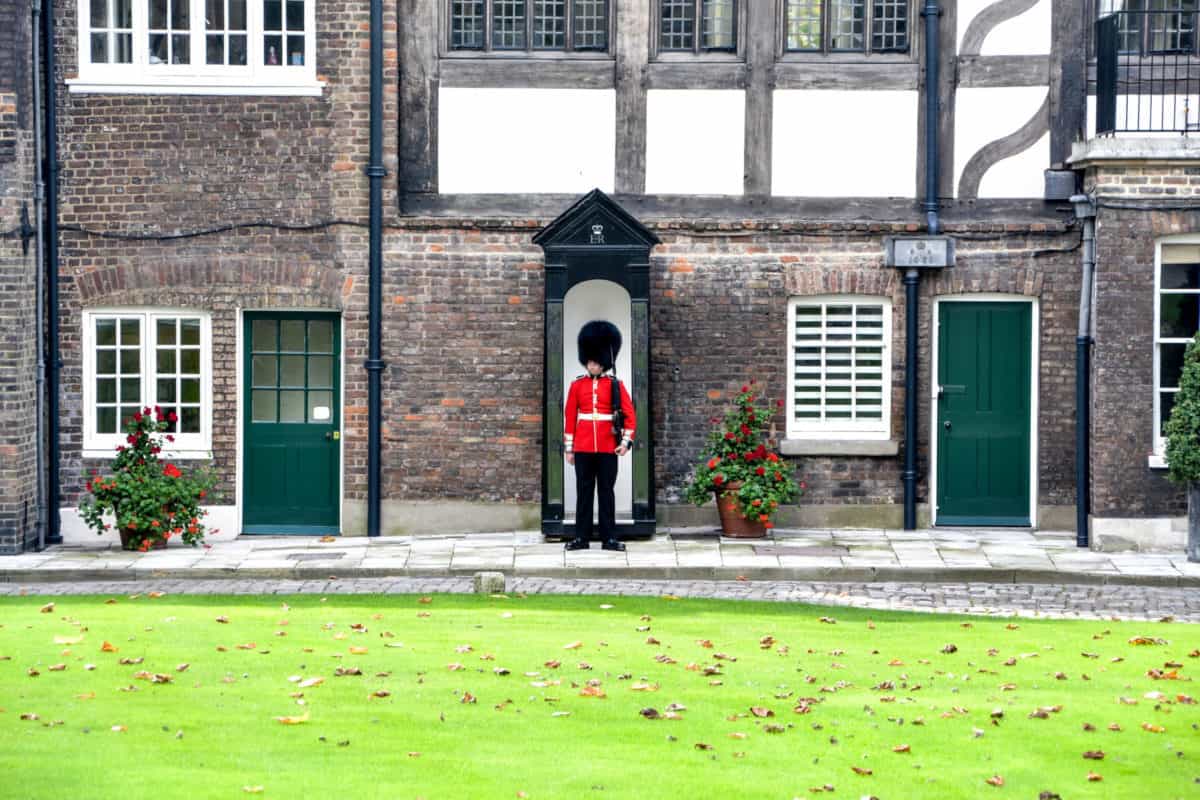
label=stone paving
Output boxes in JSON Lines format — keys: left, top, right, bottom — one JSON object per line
{"left": 2, "top": 577, "right": 1198, "bottom": 622}
{"left": 4, "top": 527, "right": 1200, "bottom": 586}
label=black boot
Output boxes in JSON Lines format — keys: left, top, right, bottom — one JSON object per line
{"left": 601, "top": 538, "right": 625, "bottom": 552}
{"left": 565, "top": 538, "right": 590, "bottom": 551}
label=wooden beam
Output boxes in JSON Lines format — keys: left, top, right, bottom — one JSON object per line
{"left": 774, "top": 60, "right": 920, "bottom": 90}
{"left": 744, "top": 0, "right": 776, "bottom": 196}
{"left": 615, "top": 0, "right": 650, "bottom": 195}
{"left": 399, "top": 0, "right": 439, "bottom": 194}
{"left": 958, "top": 55, "right": 1050, "bottom": 87}
{"left": 439, "top": 57, "right": 616, "bottom": 88}
{"left": 1051, "top": 0, "right": 1087, "bottom": 165}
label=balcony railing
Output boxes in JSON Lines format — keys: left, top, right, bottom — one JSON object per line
{"left": 1095, "top": 10, "right": 1200, "bottom": 135}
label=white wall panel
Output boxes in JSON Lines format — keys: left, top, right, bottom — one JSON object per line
{"left": 645, "top": 90, "right": 745, "bottom": 195}
{"left": 772, "top": 90, "right": 918, "bottom": 198}
{"left": 957, "top": 0, "right": 1051, "bottom": 55}
{"left": 955, "top": 86, "right": 1048, "bottom": 198}
{"left": 437, "top": 88, "right": 616, "bottom": 194}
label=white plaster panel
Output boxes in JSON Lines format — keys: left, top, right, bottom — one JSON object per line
{"left": 645, "top": 90, "right": 745, "bottom": 195}
{"left": 437, "top": 88, "right": 615, "bottom": 194}
{"left": 954, "top": 86, "right": 1048, "bottom": 198}
{"left": 957, "top": 0, "right": 1051, "bottom": 55}
{"left": 562, "top": 281, "right": 634, "bottom": 521}
{"left": 60, "top": 505, "right": 240, "bottom": 545}
{"left": 772, "top": 90, "right": 918, "bottom": 197}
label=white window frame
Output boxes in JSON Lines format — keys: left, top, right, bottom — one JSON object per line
{"left": 82, "top": 308, "right": 214, "bottom": 459}
{"left": 69, "top": 0, "right": 324, "bottom": 95}
{"left": 786, "top": 295, "right": 893, "bottom": 440}
{"left": 1152, "top": 235, "right": 1200, "bottom": 466}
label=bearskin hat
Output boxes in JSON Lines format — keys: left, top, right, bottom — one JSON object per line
{"left": 577, "top": 320, "right": 621, "bottom": 371}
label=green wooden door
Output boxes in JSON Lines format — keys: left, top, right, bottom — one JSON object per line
{"left": 243, "top": 313, "right": 340, "bottom": 534}
{"left": 936, "top": 302, "right": 1032, "bottom": 526}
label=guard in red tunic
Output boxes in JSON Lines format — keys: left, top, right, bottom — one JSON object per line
{"left": 564, "top": 320, "right": 636, "bottom": 551}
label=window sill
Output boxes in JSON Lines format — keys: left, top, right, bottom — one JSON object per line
{"left": 1149, "top": 454, "right": 1168, "bottom": 470}
{"left": 83, "top": 449, "right": 213, "bottom": 461}
{"left": 66, "top": 78, "right": 326, "bottom": 97}
{"left": 780, "top": 438, "right": 899, "bottom": 457}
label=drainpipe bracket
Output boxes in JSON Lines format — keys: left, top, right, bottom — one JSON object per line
{"left": 364, "top": 358, "right": 387, "bottom": 372}
{"left": 364, "top": 165, "right": 388, "bottom": 178}
{"left": 19, "top": 203, "right": 37, "bottom": 256}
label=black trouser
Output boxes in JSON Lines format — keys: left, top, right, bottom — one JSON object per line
{"left": 573, "top": 452, "right": 618, "bottom": 542}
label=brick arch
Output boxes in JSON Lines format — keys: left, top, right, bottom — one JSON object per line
{"left": 784, "top": 265, "right": 898, "bottom": 297}
{"left": 74, "top": 258, "right": 345, "bottom": 308}
{"left": 927, "top": 265, "right": 1045, "bottom": 298}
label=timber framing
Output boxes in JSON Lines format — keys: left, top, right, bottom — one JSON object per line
{"left": 399, "top": 0, "right": 1078, "bottom": 212}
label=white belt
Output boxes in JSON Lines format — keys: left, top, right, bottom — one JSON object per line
{"left": 577, "top": 412, "right": 611, "bottom": 421}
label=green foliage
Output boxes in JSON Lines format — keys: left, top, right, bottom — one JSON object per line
{"left": 682, "top": 382, "right": 803, "bottom": 526}
{"left": 1165, "top": 333, "right": 1200, "bottom": 484}
{"left": 79, "top": 406, "right": 218, "bottom": 550}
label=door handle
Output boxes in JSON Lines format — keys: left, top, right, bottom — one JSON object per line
{"left": 943, "top": 420, "right": 952, "bottom": 430}
{"left": 325, "top": 430, "right": 340, "bottom": 441}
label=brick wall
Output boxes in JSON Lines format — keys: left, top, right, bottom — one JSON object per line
{"left": 0, "top": 0, "right": 38, "bottom": 553}
{"left": 1086, "top": 163, "right": 1200, "bottom": 518}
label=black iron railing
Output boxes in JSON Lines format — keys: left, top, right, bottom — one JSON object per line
{"left": 1095, "top": 10, "right": 1200, "bottom": 134}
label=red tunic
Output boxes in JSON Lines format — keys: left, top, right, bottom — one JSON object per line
{"left": 564, "top": 374, "right": 636, "bottom": 454}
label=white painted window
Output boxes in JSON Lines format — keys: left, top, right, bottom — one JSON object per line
{"left": 83, "top": 310, "right": 213, "bottom": 457}
{"left": 70, "top": 0, "right": 322, "bottom": 95}
{"left": 1154, "top": 239, "right": 1200, "bottom": 456}
{"left": 786, "top": 296, "right": 892, "bottom": 439}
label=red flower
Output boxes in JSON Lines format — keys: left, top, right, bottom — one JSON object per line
{"left": 744, "top": 452, "right": 755, "bottom": 462}
{"left": 713, "top": 474, "right": 725, "bottom": 487}
{"left": 751, "top": 499, "right": 762, "bottom": 507}
{"left": 754, "top": 445, "right": 767, "bottom": 459}
{"left": 150, "top": 520, "right": 160, "bottom": 528}
{"left": 115, "top": 445, "right": 125, "bottom": 452}
{"left": 166, "top": 435, "right": 175, "bottom": 443}
{"left": 764, "top": 522, "right": 774, "bottom": 529}
{"left": 163, "top": 463, "right": 182, "bottom": 479}
{"left": 126, "top": 434, "right": 137, "bottom": 445}
{"left": 799, "top": 481, "right": 807, "bottom": 490}
{"left": 741, "top": 385, "right": 749, "bottom": 393}
{"left": 777, "top": 399, "right": 784, "bottom": 408}
{"left": 707, "top": 457, "right": 720, "bottom": 470}
{"left": 756, "top": 466, "right": 766, "bottom": 476}
{"left": 747, "top": 396, "right": 755, "bottom": 404}
{"left": 133, "top": 411, "right": 143, "bottom": 422}
{"left": 774, "top": 472, "right": 783, "bottom": 481}
{"left": 740, "top": 424, "right": 751, "bottom": 435}
{"left": 767, "top": 452, "right": 780, "bottom": 463}
{"left": 724, "top": 432, "right": 735, "bottom": 440}
{"left": 199, "top": 490, "right": 206, "bottom": 499}
{"left": 758, "top": 514, "right": 768, "bottom": 522}
{"left": 749, "top": 379, "right": 755, "bottom": 385}
{"left": 85, "top": 480, "right": 93, "bottom": 492}
{"left": 168, "top": 411, "right": 178, "bottom": 423}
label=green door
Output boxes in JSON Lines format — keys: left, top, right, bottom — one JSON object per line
{"left": 243, "top": 313, "right": 340, "bottom": 534}
{"left": 936, "top": 302, "right": 1032, "bottom": 526}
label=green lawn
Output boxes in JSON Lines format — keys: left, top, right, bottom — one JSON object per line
{"left": 0, "top": 592, "right": 1197, "bottom": 799}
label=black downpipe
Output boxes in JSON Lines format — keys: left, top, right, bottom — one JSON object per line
{"left": 42, "top": 0, "right": 62, "bottom": 544}
{"left": 922, "top": 0, "right": 942, "bottom": 237}
{"left": 364, "top": 0, "right": 387, "bottom": 537}
{"left": 1075, "top": 335, "right": 1090, "bottom": 546}
{"left": 903, "top": 270, "right": 919, "bottom": 531}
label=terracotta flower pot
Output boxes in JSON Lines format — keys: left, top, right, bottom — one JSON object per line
{"left": 119, "top": 529, "right": 168, "bottom": 551}
{"left": 715, "top": 483, "right": 767, "bottom": 539}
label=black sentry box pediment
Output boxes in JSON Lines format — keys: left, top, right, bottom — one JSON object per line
{"left": 533, "top": 188, "right": 661, "bottom": 253}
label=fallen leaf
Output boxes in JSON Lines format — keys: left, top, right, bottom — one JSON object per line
{"left": 148, "top": 592, "right": 165, "bottom": 599}
{"left": 176, "top": 663, "right": 189, "bottom": 672}
{"left": 1087, "top": 772, "right": 1103, "bottom": 782}
{"left": 242, "top": 787, "right": 265, "bottom": 794}
{"left": 39, "top": 603, "right": 54, "bottom": 613}
{"left": 630, "top": 682, "right": 659, "bottom": 692}
{"left": 1140, "top": 722, "right": 1165, "bottom": 733}
{"left": 563, "top": 641, "right": 583, "bottom": 650}
{"left": 47, "top": 664, "right": 66, "bottom": 672}
{"left": 274, "top": 712, "right": 309, "bottom": 725}
{"left": 580, "top": 685, "right": 606, "bottom": 698}
{"left": 851, "top": 766, "right": 873, "bottom": 776}
{"left": 985, "top": 775, "right": 1004, "bottom": 787}
{"left": 334, "top": 667, "right": 362, "bottom": 677}
{"left": 111, "top": 725, "right": 127, "bottom": 732}
{"left": 298, "top": 677, "right": 324, "bottom": 688}
{"left": 819, "top": 617, "right": 837, "bottom": 624}
{"left": 369, "top": 690, "right": 391, "bottom": 699}
{"left": 349, "top": 647, "right": 368, "bottom": 655}
{"left": 640, "top": 707, "right": 661, "bottom": 719}
{"left": 728, "top": 732, "right": 748, "bottom": 739}
{"left": 750, "top": 706, "right": 774, "bottom": 718}
{"left": 100, "top": 641, "right": 118, "bottom": 653}
{"left": 1128, "top": 636, "right": 1166, "bottom": 646}
{"left": 461, "top": 692, "right": 477, "bottom": 704}
{"left": 893, "top": 744, "right": 911, "bottom": 753}
{"left": 694, "top": 742, "right": 713, "bottom": 751}
{"left": 215, "top": 616, "right": 229, "bottom": 624}
{"left": 1082, "top": 751, "right": 1105, "bottom": 760}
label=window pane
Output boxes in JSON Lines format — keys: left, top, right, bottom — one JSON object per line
{"left": 97, "top": 407, "right": 117, "bottom": 433}
{"left": 97, "top": 350, "right": 117, "bottom": 374}
{"left": 281, "top": 320, "right": 305, "bottom": 351}
{"left": 265, "top": 33, "right": 282, "bottom": 63}
{"left": 252, "top": 355, "right": 277, "bottom": 386}
{"left": 573, "top": 0, "right": 607, "bottom": 49}
{"left": 171, "top": 0, "right": 189, "bottom": 29}
{"left": 451, "top": 0, "right": 485, "bottom": 48}
{"left": 150, "top": 32, "right": 167, "bottom": 62}
{"left": 308, "top": 320, "right": 333, "bottom": 352}
{"left": 1163, "top": 262, "right": 1200, "bottom": 289}
{"left": 286, "top": 0, "right": 304, "bottom": 31}
{"left": 252, "top": 390, "right": 277, "bottom": 422}
{"left": 308, "top": 355, "right": 332, "bottom": 388}
{"left": 533, "top": 0, "right": 565, "bottom": 49}
{"left": 253, "top": 319, "right": 277, "bottom": 351}
{"left": 120, "top": 318, "right": 141, "bottom": 345}
{"left": 206, "top": 0, "right": 224, "bottom": 28}
{"left": 308, "top": 391, "right": 333, "bottom": 423}
{"left": 286, "top": 35, "right": 304, "bottom": 64}
{"left": 872, "top": 0, "right": 908, "bottom": 51}
{"left": 264, "top": 0, "right": 281, "bottom": 29}
{"left": 280, "top": 390, "right": 305, "bottom": 422}
{"left": 786, "top": 0, "right": 822, "bottom": 50}
{"left": 831, "top": 0, "right": 866, "bottom": 50}
{"left": 157, "top": 378, "right": 177, "bottom": 402}
{"left": 660, "top": 0, "right": 695, "bottom": 50}
{"left": 116, "top": 0, "right": 132, "bottom": 26}
{"left": 207, "top": 34, "right": 224, "bottom": 64}
{"left": 115, "top": 32, "right": 133, "bottom": 61}
{"left": 91, "top": 32, "right": 109, "bottom": 62}
{"left": 120, "top": 406, "right": 140, "bottom": 428}
{"left": 120, "top": 349, "right": 140, "bottom": 373}
{"left": 280, "top": 355, "right": 305, "bottom": 386}
{"left": 1161, "top": 341, "right": 1189, "bottom": 388}
{"left": 181, "top": 348, "right": 200, "bottom": 374}
{"left": 172, "top": 33, "right": 190, "bottom": 63}
{"left": 97, "top": 378, "right": 117, "bottom": 403}
{"left": 96, "top": 318, "right": 117, "bottom": 346}
{"left": 181, "top": 406, "right": 201, "bottom": 433}
{"left": 157, "top": 348, "right": 177, "bottom": 374}
{"left": 181, "top": 378, "right": 200, "bottom": 403}
{"left": 1160, "top": 293, "right": 1200, "bottom": 338}
{"left": 150, "top": 0, "right": 167, "bottom": 29}
{"left": 91, "top": 0, "right": 108, "bottom": 28}
{"left": 157, "top": 318, "right": 176, "bottom": 345}
{"left": 702, "top": 0, "right": 736, "bottom": 50}
{"left": 1161, "top": 390, "right": 1178, "bottom": 436}
{"left": 493, "top": 0, "right": 527, "bottom": 49}
{"left": 230, "top": 0, "right": 246, "bottom": 28}
{"left": 229, "top": 34, "right": 247, "bottom": 63}
{"left": 120, "top": 377, "right": 141, "bottom": 402}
